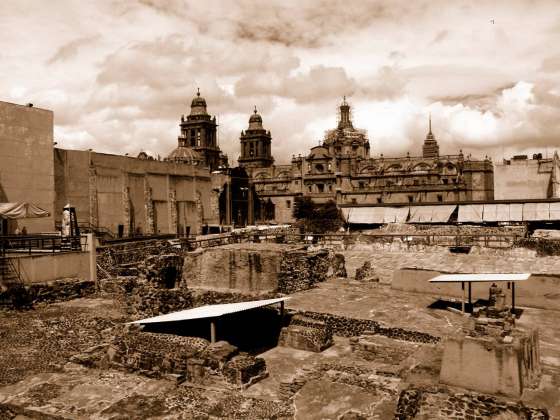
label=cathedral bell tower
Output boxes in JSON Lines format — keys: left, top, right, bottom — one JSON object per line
{"left": 422, "top": 114, "right": 440, "bottom": 159}
{"left": 238, "top": 107, "right": 274, "bottom": 168}
{"left": 178, "top": 89, "right": 222, "bottom": 171}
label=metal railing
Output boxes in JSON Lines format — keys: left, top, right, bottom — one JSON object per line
{"left": 0, "top": 234, "right": 83, "bottom": 255}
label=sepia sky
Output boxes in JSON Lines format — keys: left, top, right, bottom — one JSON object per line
{"left": 2, "top": 0, "right": 560, "bottom": 164}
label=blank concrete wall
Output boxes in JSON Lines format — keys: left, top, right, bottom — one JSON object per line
{"left": 15, "top": 252, "right": 91, "bottom": 283}
{"left": 0, "top": 101, "right": 55, "bottom": 233}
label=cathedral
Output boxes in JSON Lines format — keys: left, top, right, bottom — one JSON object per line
{"left": 168, "top": 91, "right": 494, "bottom": 225}
{"left": 236, "top": 97, "right": 494, "bottom": 223}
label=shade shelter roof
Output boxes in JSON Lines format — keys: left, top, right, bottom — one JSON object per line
{"left": 129, "top": 297, "right": 290, "bottom": 325}
{"left": 429, "top": 273, "right": 531, "bottom": 283}
{"left": 428, "top": 273, "right": 530, "bottom": 314}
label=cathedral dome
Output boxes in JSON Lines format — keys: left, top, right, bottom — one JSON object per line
{"left": 190, "top": 89, "right": 208, "bottom": 116}
{"left": 166, "top": 146, "right": 203, "bottom": 165}
{"left": 191, "top": 89, "right": 206, "bottom": 108}
{"left": 248, "top": 107, "right": 263, "bottom": 130}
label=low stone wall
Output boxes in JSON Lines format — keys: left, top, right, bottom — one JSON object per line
{"left": 350, "top": 332, "right": 418, "bottom": 365}
{"left": 120, "top": 279, "right": 277, "bottom": 318}
{"left": 341, "top": 242, "right": 560, "bottom": 287}
{"left": 0, "top": 278, "right": 96, "bottom": 308}
{"left": 97, "top": 239, "right": 178, "bottom": 278}
{"left": 73, "top": 327, "right": 268, "bottom": 388}
{"left": 294, "top": 310, "right": 440, "bottom": 344}
{"left": 394, "top": 386, "right": 549, "bottom": 419}
{"left": 278, "top": 314, "right": 333, "bottom": 352}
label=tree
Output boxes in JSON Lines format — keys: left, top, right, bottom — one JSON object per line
{"left": 292, "top": 196, "right": 314, "bottom": 220}
{"left": 292, "top": 197, "right": 343, "bottom": 234}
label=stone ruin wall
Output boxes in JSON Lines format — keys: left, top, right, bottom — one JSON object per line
{"left": 290, "top": 310, "right": 440, "bottom": 345}
{"left": 72, "top": 326, "right": 268, "bottom": 388}
{"left": 394, "top": 386, "right": 549, "bottom": 420}
{"left": 340, "top": 241, "right": 560, "bottom": 287}
{"left": 182, "top": 244, "right": 341, "bottom": 294}
{"left": 439, "top": 329, "right": 541, "bottom": 397}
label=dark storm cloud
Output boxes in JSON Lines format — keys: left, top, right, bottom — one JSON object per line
{"left": 431, "top": 83, "right": 516, "bottom": 111}
{"left": 231, "top": 0, "right": 428, "bottom": 48}
{"left": 47, "top": 35, "right": 100, "bottom": 65}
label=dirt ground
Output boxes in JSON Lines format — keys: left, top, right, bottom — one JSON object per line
{"left": 0, "top": 280, "right": 558, "bottom": 418}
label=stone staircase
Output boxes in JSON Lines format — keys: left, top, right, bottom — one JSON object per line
{"left": 0, "top": 257, "right": 21, "bottom": 289}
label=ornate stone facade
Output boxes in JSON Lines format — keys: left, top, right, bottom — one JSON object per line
{"left": 169, "top": 89, "right": 228, "bottom": 171}
{"left": 240, "top": 98, "right": 494, "bottom": 223}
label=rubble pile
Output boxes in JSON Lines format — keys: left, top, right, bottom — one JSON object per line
{"left": 354, "top": 261, "right": 379, "bottom": 282}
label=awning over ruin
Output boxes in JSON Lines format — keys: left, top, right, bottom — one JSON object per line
{"left": 409, "top": 205, "right": 456, "bottom": 223}
{"left": 457, "top": 204, "right": 484, "bottom": 223}
{"left": 0, "top": 202, "right": 50, "bottom": 219}
{"left": 129, "top": 297, "right": 290, "bottom": 325}
{"left": 342, "top": 207, "right": 408, "bottom": 224}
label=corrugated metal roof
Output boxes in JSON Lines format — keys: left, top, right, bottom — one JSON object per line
{"left": 129, "top": 297, "right": 290, "bottom": 324}
{"left": 429, "top": 273, "right": 531, "bottom": 283}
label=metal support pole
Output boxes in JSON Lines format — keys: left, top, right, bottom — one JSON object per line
{"left": 468, "top": 282, "right": 472, "bottom": 305}
{"left": 86, "top": 233, "right": 97, "bottom": 290}
{"left": 511, "top": 282, "right": 516, "bottom": 314}
{"left": 210, "top": 319, "right": 216, "bottom": 343}
{"left": 461, "top": 281, "right": 465, "bottom": 314}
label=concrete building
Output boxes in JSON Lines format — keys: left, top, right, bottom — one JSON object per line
{"left": 0, "top": 101, "right": 55, "bottom": 234}
{"left": 54, "top": 91, "right": 229, "bottom": 236}
{"left": 239, "top": 98, "right": 494, "bottom": 224}
{"left": 54, "top": 149, "right": 219, "bottom": 237}
{"left": 494, "top": 153, "right": 560, "bottom": 200}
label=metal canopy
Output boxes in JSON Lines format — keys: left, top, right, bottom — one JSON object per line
{"left": 429, "top": 273, "right": 531, "bottom": 283}
{"left": 129, "top": 297, "right": 290, "bottom": 325}
{"left": 429, "top": 273, "right": 530, "bottom": 314}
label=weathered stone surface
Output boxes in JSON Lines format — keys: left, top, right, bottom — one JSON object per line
{"left": 354, "top": 261, "right": 378, "bottom": 282}
{"left": 183, "top": 243, "right": 336, "bottom": 294}
{"left": 279, "top": 314, "right": 333, "bottom": 352}
{"left": 395, "top": 386, "right": 550, "bottom": 419}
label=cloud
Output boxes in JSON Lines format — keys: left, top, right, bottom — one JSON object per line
{"left": 3, "top": 0, "right": 560, "bottom": 167}
{"left": 47, "top": 36, "right": 100, "bottom": 65}
{"left": 541, "top": 54, "right": 560, "bottom": 73}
